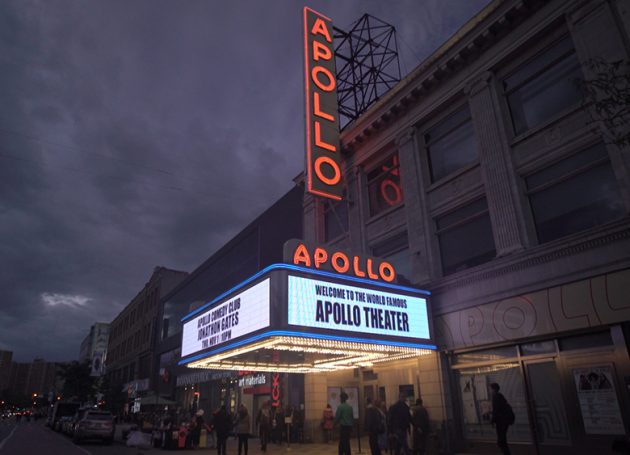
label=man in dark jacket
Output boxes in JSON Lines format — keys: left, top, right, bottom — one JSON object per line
{"left": 410, "top": 399, "right": 429, "bottom": 455}
{"left": 388, "top": 393, "right": 412, "bottom": 455}
{"left": 365, "top": 398, "right": 384, "bottom": 455}
{"left": 213, "top": 406, "right": 232, "bottom": 455}
{"left": 490, "top": 383, "right": 512, "bottom": 455}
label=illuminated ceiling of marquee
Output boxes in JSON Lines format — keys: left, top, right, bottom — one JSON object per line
{"left": 186, "top": 336, "right": 433, "bottom": 373}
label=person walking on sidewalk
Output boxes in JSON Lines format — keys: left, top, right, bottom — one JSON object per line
{"left": 490, "top": 383, "right": 515, "bottom": 455}
{"left": 256, "top": 401, "right": 271, "bottom": 452}
{"left": 235, "top": 403, "right": 250, "bottom": 455}
{"left": 366, "top": 398, "right": 386, "bottom": 455}
{"left": 214, "top": 405, "right": 232, "bottom": 455}
{"left": 388, "top": 393, "right": 412, "bottom": 455}
{"left": 410, "top": 399, "right": 429, "bottom": 455}
{"left": 322, "top": 404, "right": 334, "bottom": 443}
{"left": 335, "top": 392, "right": 354, "bottom": 455}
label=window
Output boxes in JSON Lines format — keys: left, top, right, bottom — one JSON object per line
{"left": 323, "top": 197, "right": 348, "bottom": 241}
{"left": 424, "top": 105, "right": 478, "bottom": 182}
{"left": 367, "top": 153, "right": 403, "bottom": 217}
{"left": 372, "top": 234, "right": 412, "bottom": 282}
{"left": 504, "top": 35, "right": 583, "bottom": 135}
{"left": 454, "top": 363, "right": 531, "bottom": 442}
{"left": 436, "top": 198, "right": 496, "bottom": 275}
{"left": 525, "top": 143, "right": 624, "bottom": 244}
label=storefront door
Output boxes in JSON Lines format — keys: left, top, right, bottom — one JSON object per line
{"left": 524, "top": 360, "right": 571, "bottom": 453}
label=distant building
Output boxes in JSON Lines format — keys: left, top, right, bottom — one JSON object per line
{"left": 7, "top": 358, "right": 59, "bottom": 398}
{"left": 79, "top": 322, "right": 110, "bottom": 376}
{"left": 156, "top": 185, "right": 303, "bottom": 417}
{"left": 0, "top": 350, "right": 12, "bottom": 392}
{"left": 105, "top": 267, "right": 188, "bottom": 398}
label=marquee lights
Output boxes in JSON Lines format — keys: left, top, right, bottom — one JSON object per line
{"left": 185, "top": 334, "right": 433, "bottom": 373}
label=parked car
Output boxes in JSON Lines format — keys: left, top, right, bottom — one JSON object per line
{"left": 48, "top": 401, "right": 80, "bottom": 430}
{"left": 72, "top": 409, "right": 114, "bottom": 444}
{"left": 55, "top": 415, "right": 73, "bottom": 433}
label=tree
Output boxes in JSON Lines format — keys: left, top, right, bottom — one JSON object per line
{"left": 581, "top": 58, "right": 630, "bottom": 147}
{"left": 97, "top": 375, "right": 127, "bottom": 414}
{"left": 57, "top": 361, "right": 97, "bottom": 404}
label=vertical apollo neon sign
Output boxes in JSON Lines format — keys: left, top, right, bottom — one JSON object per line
{"left": 304, "top": 7, "right": 342, "bottom": 201}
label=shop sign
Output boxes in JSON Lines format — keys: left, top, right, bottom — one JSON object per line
{"left": 284, "top": 239, "right": 396, "bottom": 283}
{"left": 303, "top": 7, "right": 342, "bottom": 201}
{"left": 181, "top": 278, "right": 270, "bottom": 357}
{"left": 288, "top": 275, "right": 430, "bottom": 340}
{"left": 176, "top": 370, "right": 211, "bottom": 387}
{"left": 238, "top": 373, "right": 267, "bottom": 388}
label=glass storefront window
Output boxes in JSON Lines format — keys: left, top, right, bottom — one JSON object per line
{"left": 452, "top": 346, "right": 518, "bottom": 365}
{"left": 520, "top": 340, "right": 556, "bottom": 356}
{"left": 454, "top": 363, "right": 531, "bottom": 443}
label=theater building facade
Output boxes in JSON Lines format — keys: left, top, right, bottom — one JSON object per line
{"left": 297, "top": 0, "right": 630, "bottom": 453}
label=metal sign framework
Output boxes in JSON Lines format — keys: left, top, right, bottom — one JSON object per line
{"left": 333, "top": 14, "right": 402, "bottom": 127}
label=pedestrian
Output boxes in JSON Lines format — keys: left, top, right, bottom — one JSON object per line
{"left": 293, "top": 404, "right": 305, "bottom": 443}
{"left": 213, "top": 405, "right": 232, "bottom": 455}
{"left": 256, "top": 401, "right": 271, "bottom": 452}
{"left": 235, "top": 403, "right": 250, "bottom": 455}
{"left": 365, "top": 398, "right": 386, "bottom": 455}
{"left": 388, "top": 393, "right": 411, "bottom": 455}
{"left": 490, "top": 383, "right": 514, "bottom": 455}
{"left": 335, "top": 391, "right": 354, "bottom": 455}
{"left": 378, "top": 402, "right": 389, "bottom": 453}
{"left": 410, "top": 399, "right": 429, "bottom": 455}
{"left": 322, "top": 404, "right": 334, "bottom": 443}
{"left": 191, "top": 409, "right": 206, "bottom": 449}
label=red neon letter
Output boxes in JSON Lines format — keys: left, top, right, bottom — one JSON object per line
{"left": 311, "top": 18, "right": 332, "bottom": 43}
{"left": 313, "top": 92, "right": 334, "bottom": 122}
{"left": 312, "top": 40, "right": 332, "bottom": 61}
{"left": 366, "top": 259, "right": 379, "bottom": 280}
{"left": 314, "top": 121, "right": 336, "bottom": 152}
{"left": 379, "top": 262, "right": 396, "bottom": 282}
{"left": 311, "top": 66, "right": 335, "bottom": 92}
{"left": 314, "top": 247, "right": 328, "bottom": 269}
{"left": 331, "top": 252, "right": 350, "bottom": 273}
{"left": 314, "top": 156, "right": 341, "bottom": 185}
{"left": 353, "top": 256, "right": 366, "bottom": 278}
{"left": 293, "top": 243, "right": 311, "bottom": 267}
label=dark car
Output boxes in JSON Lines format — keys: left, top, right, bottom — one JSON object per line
{"left": 72, "top": 409, "right": 114, "bottom": 444}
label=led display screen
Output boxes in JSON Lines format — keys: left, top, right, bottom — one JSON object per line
{"left": 287, "top": 275, "right": 430, "bottom": 340}
{"left": 181, "top": 278, "right": 270, "bottom": 357}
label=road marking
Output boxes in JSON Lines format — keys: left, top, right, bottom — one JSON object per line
{"left": 0, "top": 425, "right": 18, "bottom": 452}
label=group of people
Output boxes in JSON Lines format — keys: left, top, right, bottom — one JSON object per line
{"left": 325, "top": 392, "right": 430, "bottom": 455}
{"left": 156, "top": 404, "right": 246, "bottom": 454}
{"left": 328, "top": 382, "right": 514, "bottom": 455}
{"left": 255, "top": 401, "right": 305, "bottom": 451}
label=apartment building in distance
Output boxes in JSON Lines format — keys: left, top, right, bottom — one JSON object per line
{"left": 106, "top": 266, "right": 187, "bottom": 397}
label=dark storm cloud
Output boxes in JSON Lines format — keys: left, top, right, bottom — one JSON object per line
{"left": 0, "top": 0, "right": 489, "bottom": 361}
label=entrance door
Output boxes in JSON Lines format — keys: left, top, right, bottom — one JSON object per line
{"left": 525, "top": 360, "right": 571, "bottom": 452}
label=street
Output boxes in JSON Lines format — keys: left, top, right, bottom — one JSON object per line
{"left": 0, "top": 420, "right": 365, "bottom": 455}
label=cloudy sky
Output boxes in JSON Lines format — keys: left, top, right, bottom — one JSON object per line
{"left": 0, "top": 0, "right": 489, "bottom": 362}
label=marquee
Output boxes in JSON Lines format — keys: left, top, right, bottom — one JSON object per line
{"left": 179, "top": 263, "right": 435, "bottom": 373}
